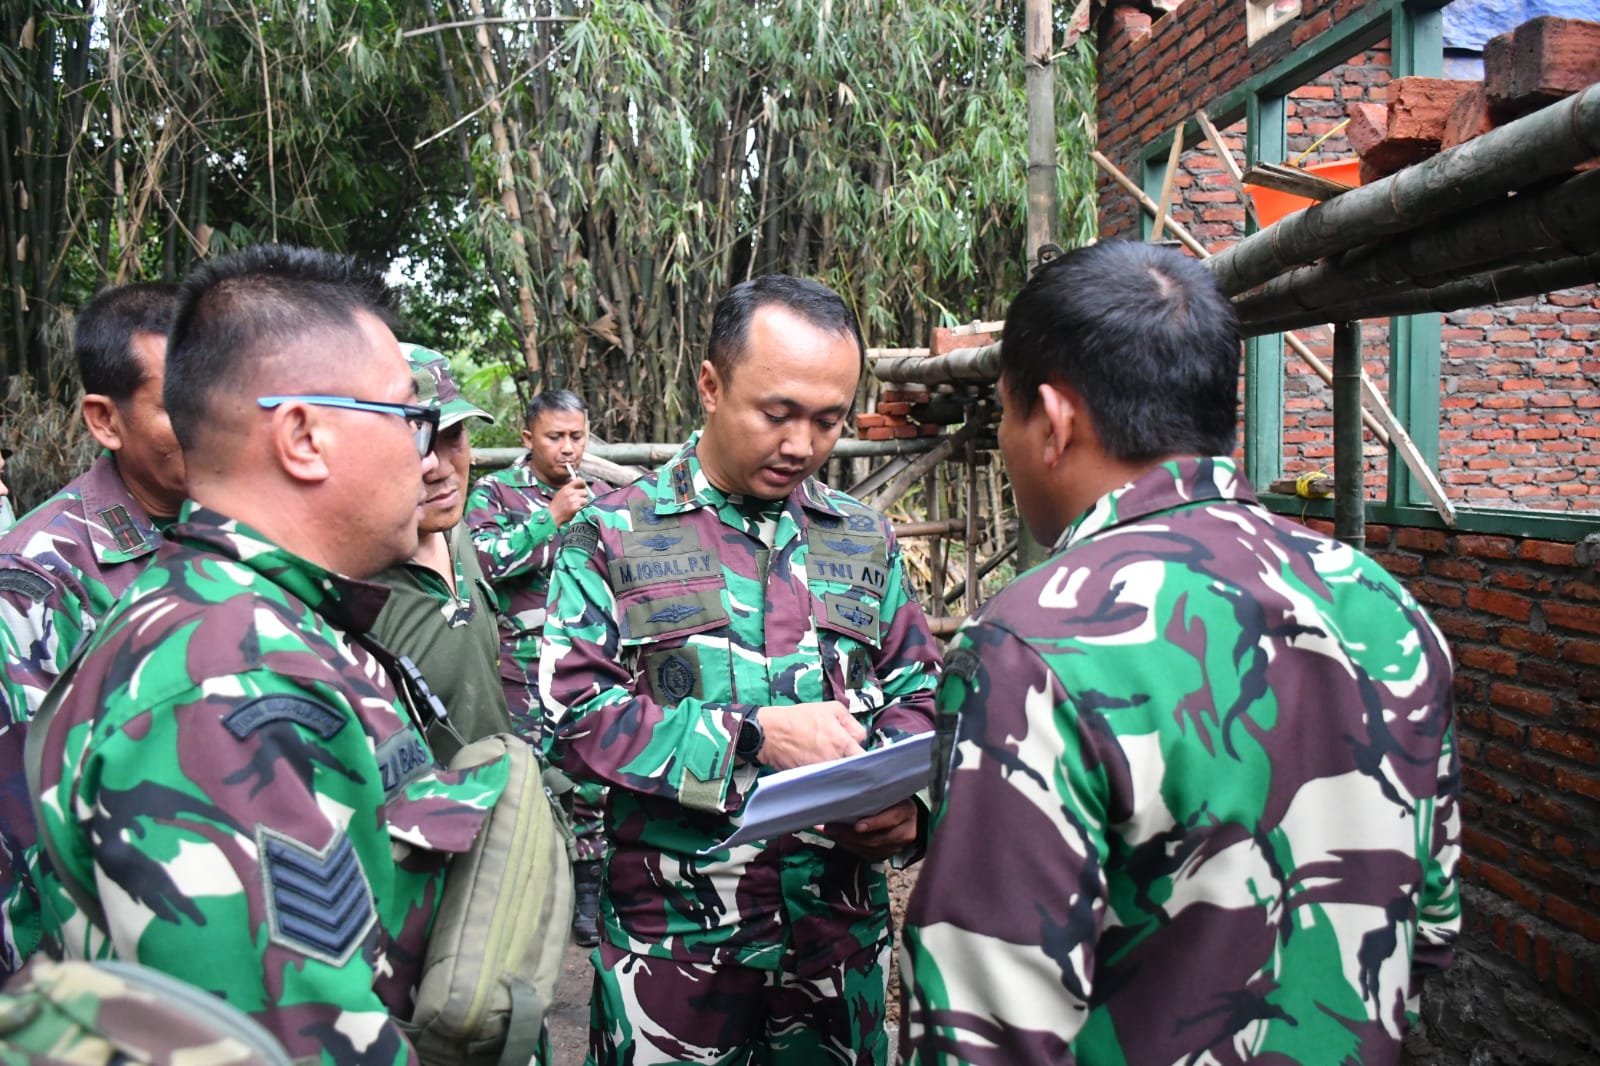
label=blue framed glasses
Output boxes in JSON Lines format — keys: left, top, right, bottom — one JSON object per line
{"left": 256, "top": 395, "right": 440, "bottom": 456}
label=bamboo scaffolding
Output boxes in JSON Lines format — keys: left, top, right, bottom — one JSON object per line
{"left": 1234, "top": 167, "right": 1600, "bottom": 334}
{"left": 1208, "top": 83, "right": 1600, "bottom": 297}
{"left": 894, "top": 517, "right": 967, "bottom": 538}
{"left": 1333, "top": 322, "right": 1365, "bottom": 550}
{"left": 1241, "top": 250, "right": 1600, "bottom": 336}
{"left": 1092, "top": 147, "right": 1464, "bottom": 526}
{"left": 941, "top": 537, "right": 1018, "bottom": 607}
{"left": 867, "top": 423, "right": 979, "bottom": 512}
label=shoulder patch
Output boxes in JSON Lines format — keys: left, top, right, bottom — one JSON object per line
{"left": 98, "top": 504, "right": 151, "bottom": 553}
{"left": 223, "top": 695, "right": 345, "bottom": 740}
{"left": 374, "top": 729, "right": 434, "bottom": 797}
{"left": 0, "top": 569, "right": 53, "bottom": 603}
{"left": 561, "top": 521, "right": 600, "bottom": 559}
{"left": 258, "top": 827, "right": 375, "bottom": 966}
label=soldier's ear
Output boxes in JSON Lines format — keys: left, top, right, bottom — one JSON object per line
{"left": 266, "top": 401, "right": 334, "bottom": 484}
{"left": 697, "top": 360, "right": 722, "bottom": 415}
{"left": 1038, "top": 382, "right": 1077, "bottom": 469}
{"left": 81, "top": 394, "right": 124, "bottom": 453}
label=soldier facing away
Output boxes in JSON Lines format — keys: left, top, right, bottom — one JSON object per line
{"left": 465, "top": 388, "right": 613, "bottom": 947}
{"left": 540, "top": 274, "right": 942, "bottom": 1065}
{"left": 899, "top": 240, "right": 1460, "bottom": 1065}
{"left": 0, "top": 283, "right": 186, "bottom": 978}
{"left": 28, "top": 245, "right": 507, "bottom": 1064}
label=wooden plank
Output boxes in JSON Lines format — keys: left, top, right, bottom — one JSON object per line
{"left": 1241, "top": 161, "right": 1354, "bottom": 201}
{"left": 1150, "top": 123, "right": 1186, "bottom": 243}
{"left": 1195, "top": 109, "right": 1259, "bottom": 229}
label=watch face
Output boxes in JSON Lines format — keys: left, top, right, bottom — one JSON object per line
{"left": 737, "top": 716, "right": 762, "bottom": 757}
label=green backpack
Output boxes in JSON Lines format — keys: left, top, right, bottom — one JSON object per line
{"left": 404, "top": 733, "right": 576, "bottom": 1066}
{"left": 0, "top": 957, "right": 294, "bottom": 1065}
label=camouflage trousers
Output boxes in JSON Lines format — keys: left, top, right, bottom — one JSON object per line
{"left": 571, "top": 781, "right": 608, "bottom": 862}
{"left": 586, "top": 937, "right": 890, "bottom": 1066}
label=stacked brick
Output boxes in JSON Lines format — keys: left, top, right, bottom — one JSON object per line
{"left": 857, "top": 326, "right": 992, "bottom": 441}
{"left": 1347, "top": 18, "right": 1600, "bottom": 182}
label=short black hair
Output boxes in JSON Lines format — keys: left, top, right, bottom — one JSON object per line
{"left": 706, "top": 275, "right": 865, "bottom": 379}
{"left": 74, "top": 282, "right": 180, "bottom": 401}
{"left": 523, "top": 389, "right": 587, "bottom": 428}
{"left": 165, "top": 245, "right": 399, "bottom": 450}
{"left": 999, "top": 241, "right": 1240, "bottom": 461}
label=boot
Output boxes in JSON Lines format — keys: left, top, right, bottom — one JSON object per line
{"left": 571, "top": 859, "right": 603, "bottom": 948}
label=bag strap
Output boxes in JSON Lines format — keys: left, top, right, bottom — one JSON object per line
{"left": 23, "top": 654, "right": 110, "bottom": 935}
{"left": 350, "top": 631, "right": 468, "bottom": 755}
{"left": 498, "top": 977, "right": 546, "bottom": 1066}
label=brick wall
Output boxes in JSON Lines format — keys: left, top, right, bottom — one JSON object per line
{"left": 1099, "top": 3, "right": 1600, "bottom": 1061}
{"left": 1098, "top": 1, "right": 1600, "bottom": 511}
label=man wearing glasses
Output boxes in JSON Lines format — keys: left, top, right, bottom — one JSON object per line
{"left": 28, "top": 244, "right": 506, "bottom": 1065}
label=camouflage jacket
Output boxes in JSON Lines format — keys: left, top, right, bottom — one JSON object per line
{"left": 30, "top": 504, "right": 507, "bottom": 1066}
{"left": 0, "top": 454, "right": 166, "bottom": 978}
{"left": 539, "top": 435, "right": 941, "bottom": 970}
{"left": 465, "top": 459, "right": 613, "bottom": 702}
{"left": 371, "top": 523, "right": 510, "bottom": 761}
{"left": 900, "top": 458, "right": 1460, "bottom": 1066}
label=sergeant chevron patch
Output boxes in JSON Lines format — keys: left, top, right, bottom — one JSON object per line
{"left": 259, "top": 826, "right": 375, "bottom": 966}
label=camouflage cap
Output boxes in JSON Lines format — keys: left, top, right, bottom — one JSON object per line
{"left": 400, "top": 343, "right": 495, "bottom": 430}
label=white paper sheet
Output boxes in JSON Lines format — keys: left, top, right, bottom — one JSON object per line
{"left": 706, "top": 732, "right": 936, "bottom": 852}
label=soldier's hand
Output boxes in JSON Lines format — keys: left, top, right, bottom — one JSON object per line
{"left": 755, "top": 701, "right": 866, "bottom": 770}
{"left": 550, "top": 477, "right": 590, "bottom": 526}
{"left": 818, "top": 798, "right": 921, "bottom": 860}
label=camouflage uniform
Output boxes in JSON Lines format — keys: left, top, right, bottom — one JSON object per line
{"left": 900, "top": 458, "right": 1460, "bottom": 1066}
{"left": 540, "top": 435, "right": 940, "bottom": 1065}
{"left": 0, "top": 454, "right": 167, "bottom": 978}
{"left": 466, "top": 459, "right": 614, "bottom": 858}
{"left": 30, "top": 504, "right": 508, "bottom": 1065}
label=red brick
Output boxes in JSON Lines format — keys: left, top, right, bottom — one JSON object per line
{"left": 1520, "top": 540, "right": 1577, "bottom": 567}
{"left": 1553, "top": 765, "right": 1600, "bottom": 802}
{"left": 1529, "top": 727, "right": 1600, "bottom": 766}
{"left": 1458, "top": 645, "right": 1519, "bottom": 676}
{"left": 1458, "top": 533, "right": 1517, "bottom": 559}
{"left": 1442, "top": 85, "right": 1495, "bottom": 149}
{"left": 1489, "top": 682, "right": 1556, "bottom": 717}
{"left": 1395, "top": 527, "right": 1449, "bottom": 553}
{"left": 929, "top": 327, "right": 995, "bottom": 358}
{"left": 1485, "top": 17, "right": 1600, "bottom": 116}
{"left": 1466, "top": 587, "right": 1534, "bottom": 622}
{"left": 1346, "top": 102, "right": 1389, "bottom": 155}
{"left": 1503, "top": 628, "right": 1560, "bottom": 656}
{"left": 859, "top": 426, "right": 894, "bottom": 441}
{"left": 1544, "top": 894, "right": 1600, "bottom": 942}
{"left": 1561, "top": 639, "right": 1600, "bottom": 667}
{"left": 1544, "top": 601, "right": 1600, "bottom": 636}
{"left": 855, "top": 413, "right": 889, "bottom": 428}
{"left": 1476, "top": 859, "right": 1542, "bottom": 911}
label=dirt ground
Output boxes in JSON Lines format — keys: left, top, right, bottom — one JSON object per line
{"left": 544, "top": 867, "right": 920, "bottom": 1063}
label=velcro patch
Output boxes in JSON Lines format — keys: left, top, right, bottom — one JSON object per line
{"left": 375, "top": 730, "right": 433, "bottom": 797}
{"left": 609, "top": 550, "right": 718, "bottom": 594}
{"left": 621, "top": 588, "right": 728, "bottom": 640}
{"left": 259, "top": 827, "right": 375, "bottom": 966}
{"left": 0, "top": 569, "right": 53, "bottom": 603}
{"left": 560, "top": 521, "right": 600, "bottom": 560}
{"left": 223, "top": 696, "right": 345, "bottom": 740}
{"left": 945, "top": 646, "right": 981, "bottom": 684}
{"left": 643, "top": 648, "right": 705, "bottom": 704}
{"left": 98, "top": 505, "right": 151, "bottom": 554}
{"left": 823, "top": 592, "right": 880, "bottom": 643}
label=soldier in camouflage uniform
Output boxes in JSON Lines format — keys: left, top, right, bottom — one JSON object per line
{"left": 371, "top": 346, "right": 508, "bottom": 764}
{"left": 0, "top": 283, "right": 184, "bottom": 979}
{"left": 29, "top": 245, "right": 507, "bottom": 1065}
{"left": 465, "top": 389, "right": 613, "bottom": 946}
{"left": 541, "top": 275, "right": 941, "bottom": 1065}
{"left": 900, "top": 241, "right": 1459, "bottom": 1066}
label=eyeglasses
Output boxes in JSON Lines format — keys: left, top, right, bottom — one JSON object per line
{"left": 256, "top": 394, "right": 440, "bottom": 456}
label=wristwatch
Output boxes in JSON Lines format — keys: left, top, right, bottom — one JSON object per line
{"left": 735, "top": 708, "right": 765, "bottom": 763}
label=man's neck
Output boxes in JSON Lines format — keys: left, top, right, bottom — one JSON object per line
{"left": 112, "top": 458, "right": 181, "bottom": 521}
{"left": 410, "top": 530, "right": 455, "bottom": 588}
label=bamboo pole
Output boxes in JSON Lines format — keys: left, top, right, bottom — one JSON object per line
{"left": 894, "top": 517, "right": 967, "bottom": 538}
{"left": 1233, "top": 166, "right": 1600, "bottom": 330}
{"left": 849, "top": 455, "right": 914, "bottom": 500}
{"left": 1025, "top": 0, "right": 1056, "bottom": 272}
{"left": 867, "top": 424, "right": 978, "bottom": 513}
{"left": 867, "top": 347, "right": 928, "bottom": 360}
{"left": 873, "top": 343, "right": 999, "bottom": 385}
{"left": 941, "top": 538, "right": 1018, "bottom": 607}
{"left": 1208, "top": 83, "right": 1600, "bottom": 297}
{"left": 1195, "top": 109, "right": 1260, "bottom": 230}
{"left": 1150, "top": 123, "right": 1186, "bottom": 244}
{"left": 1241, "top": 250, "right": 1600, "bottom": 336}
{"left": 964, "top": 426, "right": 979, "bottom": 615}
{"left": 1333, "top": 322, "right": 1366, "bottom": 551}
